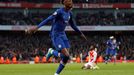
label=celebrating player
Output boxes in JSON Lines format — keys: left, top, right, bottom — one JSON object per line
{"left": 82, "top": 45, "right": 99, "bottom": 70}
{"left": 26, "top": 0, "right": 87, "bottom": 75}
{"left": 105, "top": 36, "right": 118, "bottom": 64}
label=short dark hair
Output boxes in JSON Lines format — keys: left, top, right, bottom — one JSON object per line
{"left": 90, "top": 45, "right": 95, "bottom": 50}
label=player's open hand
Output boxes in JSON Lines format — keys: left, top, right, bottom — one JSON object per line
{"left": 25, "top": 26, "right": 38, "bottom": 34}
{"left": 81, "top": 33, "right": 87, "bottom": 41}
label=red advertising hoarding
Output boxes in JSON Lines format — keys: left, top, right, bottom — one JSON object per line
{"left": 0, "top": 2, "right": 133, "bottom": 9}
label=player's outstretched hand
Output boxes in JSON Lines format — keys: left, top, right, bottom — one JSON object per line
{"left": 25, "top": 26, "right": 38, "bottom": 34}
{"left": 81, "top": 33, "right": 87, "bottom": 41}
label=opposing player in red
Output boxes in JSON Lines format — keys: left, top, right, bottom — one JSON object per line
{"left": 82, "top": 45, "right": 99, "bottom": 70}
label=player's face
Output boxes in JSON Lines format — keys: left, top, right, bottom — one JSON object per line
{"left": 64, "top": 0, "right": 73, "bottom": 10}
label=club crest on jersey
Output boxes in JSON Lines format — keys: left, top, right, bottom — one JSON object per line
{"left": 58, "top": 44, "right": 62, "bottom": 48}
{"left": 53, "top": 12, "right": 57, "bottom": 15}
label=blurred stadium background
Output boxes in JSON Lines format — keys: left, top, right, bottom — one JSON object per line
{"left": 0, "top": 0, "right": 134, "bottom": 64}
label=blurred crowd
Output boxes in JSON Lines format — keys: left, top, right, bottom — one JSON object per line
{"left": 0, "top": 0, "right": 134, "bottom": 3}
{"left": 0, "top": 32, "right": 51, "bottom": 61}
{"left": 76, "top": 11, "right": 134, "bottom": 26}
{"left": 0, "top": 31, "right": 134, "bottom": 61}
{"left": 0, "top": 10, "right": 134, "bottom": 26}
{"left": 0, "top": 0, "right": 134, "bottom": 63}
{"left": 0, "top": 12, "right": 50, "bottom": 26}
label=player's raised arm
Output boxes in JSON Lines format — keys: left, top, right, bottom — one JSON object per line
{"left": 69, "top": 12, "right": 81, "bottom": 34}
{"left": 37, "top": 15, "right": 55, "bottom": 28}
{"left": 25, "top": 10, "right": 59, "bottom": 34}
{"left": 69, "top": 12, "right": 87, "bottom": 41}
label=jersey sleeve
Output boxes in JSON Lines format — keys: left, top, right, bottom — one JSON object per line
{"left": 69, "top": 12, "right": 82, "bottom": 35}
{"left": 37, "top": 9, "right": 60, "bottom": 28}
{"left": 107, "top": 40, "right": 111, "bottom": 47}
{"left": 107, "top": 40, "right": 110, "bottom": 45}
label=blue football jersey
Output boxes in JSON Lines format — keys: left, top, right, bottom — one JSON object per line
{"left": 37, "top": 8, "right": 82, "bottom": 36}
{"left": 107, "top": 39, "right": 117, "bottom": 50}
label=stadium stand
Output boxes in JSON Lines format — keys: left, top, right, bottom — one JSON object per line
{"left": 0, "top": 0, "right": 134, "bottom": 3}
{"left": 0, "top": 0, "right": 134, "bottom": 63}
{"left": 0, "top": 31, "right": 134, "bottom": 61}
{"left": 0, "top": 9, "right": 134, "bottom": 26}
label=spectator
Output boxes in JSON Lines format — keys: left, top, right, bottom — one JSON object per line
{"left": 0, "top": 31, "right": 134, "bottom": 61}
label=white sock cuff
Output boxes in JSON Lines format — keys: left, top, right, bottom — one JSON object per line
{"left": 54, "top": 73, "right": 59, "bottom": 75}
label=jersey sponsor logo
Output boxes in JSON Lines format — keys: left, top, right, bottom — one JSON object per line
{"left": 63, "top": 15, "right": 70, "bottom": 23}
{"left": 64, "top": 17, "right": 70, "bottom": 23}
{"left": 65, "top": 21, "right": 68, "bottom": 23}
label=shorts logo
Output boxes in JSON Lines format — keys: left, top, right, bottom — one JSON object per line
{"left": 58, "top": 44, "right": 62, "bottom": 48}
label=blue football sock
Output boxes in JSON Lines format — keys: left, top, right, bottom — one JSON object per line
{"left": 56, "top": 63, "right": 65, "bottom": 74}
{"left": 52, "top": 50, "right": 58, "bottom": 57}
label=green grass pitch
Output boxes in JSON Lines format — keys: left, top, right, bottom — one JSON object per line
{"left": 0, "top": 63, "right": 133, "bottom": 75}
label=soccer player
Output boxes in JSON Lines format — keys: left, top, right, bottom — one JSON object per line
{"left": 105, "top": 36, "right": 118, "bottom": 64}
{"left": 82, "top": 45, "right": 99, "bottom": 70}
{"left": 26, "top": 0, "right": 87, "bottom": 75}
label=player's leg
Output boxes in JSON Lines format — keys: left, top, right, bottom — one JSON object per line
{"left": 81, "top": 65, "right": 85, "bottom": 69}
{"left": 111, "top": 49, "right": 117, "bottom": 64}
{"left": 91, "top": 63, "right": 100, "bottom": 70}
{"left": 82, "top": 63, "right": 90, "bottom": 69}
{"left": 105, "top": 48, "right": 110, "bottom": 64}
{"left": 88, "top": 59, "right": 98, "bottom": 70}
{"left": 46, "top": 36, "right": 65, "bottom": 61}
{"left": 49, "top": 36, "right": 70, "bottom": 75}
{"left": 46, "top": 48, "right": 54, "bottom": 61}
{"left": 50, "top": 37, "right": 70, "bottom": 59}
{"left": 54, "top": 39, "right": 70, "bottom": 75}
{"left": 48, "top": 48, "right": 67, "bottom": 75}
{"left": 55, "top": 48, "right": 70, "bottom": 75}
{"left": 46, "top": 48, "right": 65, "bottom": 60}
{"left": 113, "top": 55, "right": 116, "bottom": 64}
{"left": 46, "top": 36, "right": 69, "bottom": 59}
{"left": 82, "top": 62, "right": 93, "bottom": 70}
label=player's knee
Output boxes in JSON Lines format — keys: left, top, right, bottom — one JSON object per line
{"left": 61, "top": 48, "right": 70, "bottom": 56}
{"left": 62, "top": 56, "right": 69, "bottom": 64}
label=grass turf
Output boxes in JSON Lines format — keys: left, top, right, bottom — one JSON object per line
{"left": 0, "top": 63, "right": 133, "bottom": 75}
